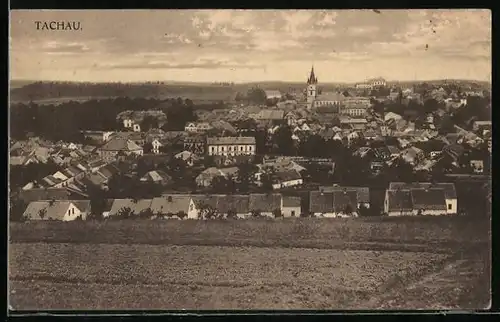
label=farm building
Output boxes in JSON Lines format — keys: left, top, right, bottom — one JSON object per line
{"left": 249, "top": 193, "right": 283, "bottom": 217}
{"left": 282, "top": 196, "right": 301, "bottom": 217}
{"left": 22, "top": 200, "right": 91, "bottom": 221}
{"left": 384, "top": 182, "right": 457, "bottom": 216}
{"left": 150, "top": 195, "right": 199, "bottom": 219}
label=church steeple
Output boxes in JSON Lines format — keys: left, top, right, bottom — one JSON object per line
{"left": 307, "top": 65, "right": 318, "bottom": 85}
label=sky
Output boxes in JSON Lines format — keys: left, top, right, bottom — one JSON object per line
{"left": 10, "top": 9, "right": 491, "bottom": 83}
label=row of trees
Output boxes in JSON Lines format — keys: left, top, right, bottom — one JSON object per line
{"left": 10, "top": 97, "right": 199, "bottom": 141}
{"left": 10, "top": 81, "right": 235, "bottom": 102}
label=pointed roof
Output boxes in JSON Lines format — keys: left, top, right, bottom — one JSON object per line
{"left": 307, "top": 66, "right": 318, "bottom": 85}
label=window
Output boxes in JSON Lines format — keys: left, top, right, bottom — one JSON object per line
{"left": 249, "top": 146, "right": 252, "bottom": 151}
{"left": 448, "top": 204, "right": 452, "bottom": 210}
{"left": 240, "top": 147, "right": 243, "bottom": 151}
{"left": 211, "top": 147, "right": 215, "bottom": 152}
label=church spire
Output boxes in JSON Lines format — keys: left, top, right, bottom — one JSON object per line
{"left": 307, "top": 65, "right": 318, "bottom": 85}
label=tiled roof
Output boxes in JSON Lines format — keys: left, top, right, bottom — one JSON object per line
{"left": 18, "top": 188, "right": 70, "bottom": 203}
{"left": 410, "top": 188, "right": 447, "bottom": 211}
{"left": 319, "top": 186, "right": 370, "bottom": 203}
{"left": 309, "top": 191, "right": 334, "bottom": 213}
{"left": 100, "top": 137, "right": 143, "bottom": 152}
{"left": 387, "top": 190, "right": 413, "bottom": 212}
{"left": 274, "top": 169, "right": 302, "bottom": 182}
{"left": 252, "top": 109, "right": 285, "bottom": 120}
{"left": 108, "top": 199, "right": 153, "bottom": 217}
{"left": 150, "top": 195, "right": 192, "bottom": 214}
{"left": 332, "top": 190, "right": 358, "bottom": 213}
{"left": 283, "top": 196, "right": 301, "bottom": 207}
{"left": 249, "top": 193, "right": 282, "bottom": 212}
{"left": 388, "top": 182, "right": 457, "bottom": 199}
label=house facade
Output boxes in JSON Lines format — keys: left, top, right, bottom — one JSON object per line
{"left": 207, "top": 136, "right": 256, "bottom": 156}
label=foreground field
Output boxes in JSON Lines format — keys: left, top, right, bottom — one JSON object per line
{"left": 9, "top": 217, "right": 490, "bottom": 310}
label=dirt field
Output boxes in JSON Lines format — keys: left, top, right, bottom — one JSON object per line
{"left": 8, "top": 217, "right": 490, "bottom": 310}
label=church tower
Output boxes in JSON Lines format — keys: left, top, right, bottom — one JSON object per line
{"left": 306, "top": 66, "right": 318, "bottom": 108}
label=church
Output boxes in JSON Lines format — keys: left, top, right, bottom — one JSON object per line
{"left": 304, "top": 66, "right": 370, "bottom": 117}
{"left": 305, "top": 66, "right": 345, "bottom": 110}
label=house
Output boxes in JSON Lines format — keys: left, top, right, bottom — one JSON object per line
{"left": 384, "top": 112, "right": 403, "bottom": 122}
{"left": 18, "top": 188, "right": 71, "bottom": 203}
{"left": 174, "top": 150, "right": 199, "bottom": 167}
{"left": 192, "top": 194, "right": 250, "bottom": 219}
{"left": 150, "top": 195, "right": 199, "bottom": 219}
{"left": 264, "top": 90, "right": 282, "bottom": 100}
{"left": 211, "top": 120, "right": 237, "bottom": 135}
{"left": 284, "top": 112, "right": 299, "bottom": 126}
{"left": 183, "top": 135, "right": 206, "bottom": 155}
{"left": 282, "top": 196, "right": 301, "bottom": 217}
{"left": 470, "top": 160, "right": 484, "bottom": 174}
{"left": 383, "top": 189, "right": 414, "bottom": 216}
{"left": 22, "top": 200, "right": 91, "bottom": 221}
{"left": 473, "top": 120, "right": 492, "bottom": 132}
{"left": 184, "top": 122, "right": 213, "bottom": 133}
{"left": 98, "top": 137, "right": 144, "bottom": 161}
{"left": 107, "top": 198, "right": 153, "bottom": 218}
{"left": 387, "top": 182, "right": 457, "bottom": 215}
{"left": 207, "top": 136, "right": 256, "bottom": 156}
{"left": 309, "top": 190, "right": 358, "bottom": 217}
{"left": 309, "top": 191, "right": 335, "bottom": 217}
{"left": 400, "top": 146, "right": 424, "bottom": 165}
{"left": 249, "top": 193, "right": 283, "bottom": 217}
{"left": 250, "top": 109, "right": 285, "bottom": 122}
{"left": 151, "top": 139, "right": 164, "bottom": 154}
{"left": 82, "top": 130, "right": 115, "bottom": 143}
{"left": 140, "top": 170, "right": 172, "bottom": 185}
{"left": 387, "top": 146, "right": 400, "bottom": 158}
{"left": 353, "top": 147, "right": 373, "bottom": 159}
{"left": 319, "top": 186, "right": 370, "bottom": 209}
{"left": 271, "top": 170, "right": 303, "bottom": 190}
{"left": 195, "top": 167, "right": 239, "bottom": 187}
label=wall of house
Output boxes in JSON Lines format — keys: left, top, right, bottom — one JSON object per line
{"left": 187, "top": 200, "right": 199, "bottom": 219}
{"left": 282, "top": 206, "right": 300, "bottom": 217}
{"left": 208, "top": 144, "right": 256, "bottom": 156}
{"left": 387, "top": 210, "right": 414, "bottom": 216}
{"left": 445, "top": 198, "right": 457, "bottom": 214}
{"left": 62, "top": 204, "right": 82, "bottom": 221}
{"left": 411, "top": 209, "right": 447, "bottom": 216}
{"left": 314, "top": 212, "right": 336, "bottom": 218}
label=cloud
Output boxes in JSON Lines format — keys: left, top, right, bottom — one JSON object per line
{"left": 41, "top": 41, "right": 91, "bottom": 54}
{"left": 9, "top": 9, "right": 492, "bottom": 82}
{"left": 98, "top": 59, "right": 265, "bottom": 70}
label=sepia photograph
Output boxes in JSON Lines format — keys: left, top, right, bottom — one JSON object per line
{"left": 8, "top": 9, "right": 491, "bottom": 310}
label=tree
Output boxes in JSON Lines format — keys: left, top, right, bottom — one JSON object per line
{"left": 116, "top": 206, "right": 133, "bottom": 219}
{"left": 273, "top": 125, "right": 295, "bottom": 155}
{"left": 236, "top": 163, "right": 258, "bottom": 193}
{"left": 143, "top": 142, "right": 153, "bottom": 154}
{"left": 9, "top": 198, "right": 28, "bottom": 222}
{"left": 38, "top": 208, "right": 47, "bottom": 220}
{"left": 343, "top": 204, "right": 354, "bottom": 216}
{"left": 199, "top": 203, "right": 218, "bottom": 219}
{"left": 358, "top": 204, "right": 370, "bottom": 217}
{"left": 177, "top": 211, "right": 187, "bottom": 220}
{"left": 272, "top": 208, "right": 283, "bottom": 218}
{"left": 227, "top": 209, "right": 237, "bottom": 219}
{"left": 246, "top": 87, "right": 267, "bottom": 105}
{"left": 138, "top": 208, "right": 154, "bottom": 220}
{"left": 251, "top": 209, "right": 262, "bottom": 217}
{"left": 140, "top": 115, "right": 159, "bottom": 132}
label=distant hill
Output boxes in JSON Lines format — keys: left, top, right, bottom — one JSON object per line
{"left": 9, "top": 79, "right": 490, "bottom": 104}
